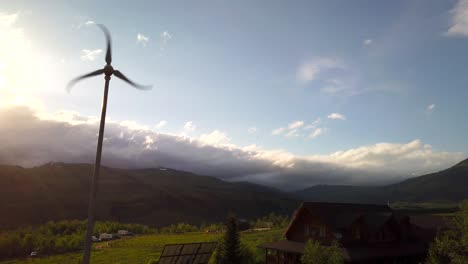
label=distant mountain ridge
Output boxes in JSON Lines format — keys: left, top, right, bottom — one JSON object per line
{"left": 2, "top": 158, "right": 468, "bottom": 230}
{"left": 0, "top": 163, "right": 297, "bottom": 230}
{"left": 295, "top": 158, "right": 468, "bottom": 204}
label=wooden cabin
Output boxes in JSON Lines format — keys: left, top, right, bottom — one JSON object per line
{"left": 258, "top": 202, "right": 436, "bottom": 264}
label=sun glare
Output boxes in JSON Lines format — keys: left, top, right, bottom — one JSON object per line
{"left": 0, "top": 12, "right": 57, "bottom": 107}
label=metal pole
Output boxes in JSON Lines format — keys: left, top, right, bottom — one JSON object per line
{"left": 82, "top": 74, "right": 111, "bottom": 264}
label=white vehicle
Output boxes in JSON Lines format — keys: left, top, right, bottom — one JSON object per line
{"left": 99, "top": 233, "right": 113, "bottom": 240}
{"left": 117, "top": 230, "right": 129, "bottom": 236}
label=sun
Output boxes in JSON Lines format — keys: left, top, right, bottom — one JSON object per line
{"left": 0, "top": 12, "right": 57, "bottom": 110}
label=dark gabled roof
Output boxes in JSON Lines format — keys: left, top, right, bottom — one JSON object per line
{"left": 409, "top": 215, "right": 451, "bottom": 230}
{"left": 302, "top": 202, "right": 392, "bottom": 229}
{"left": 257, "top": 240, "right": 305, "bottom": 254}
{"left": 257, "top": 240, "right": 427, "bottom": 261}
{"left": 285, "top": 202, "right": 393, "bottom": 237}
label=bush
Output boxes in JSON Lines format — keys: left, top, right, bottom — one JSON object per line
{"left": 426, "top": 200, "right": 468, "bottom": 264}
{"left": 301, "top": 240, "right": 344, "bottom": 264}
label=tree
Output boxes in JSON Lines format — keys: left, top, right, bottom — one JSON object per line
{"left": 301, "top": 240, "right": 344, "bottom": 264}
{"left": 215, "top": 216, "right": 242, "bottom": 264}
{"left": 427, "top": 200, "right": 468, "bottom": 264}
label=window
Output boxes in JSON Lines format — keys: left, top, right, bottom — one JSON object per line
{"left": 354, "top": 227, "right": 361, "bottom": 239}
{"left": 319, "top": 227, "right": 326, "bottom": 237}
{"left": 304, "top": 224, "right": 309, "bottom": 236}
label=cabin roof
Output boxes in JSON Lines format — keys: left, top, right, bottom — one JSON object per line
{"left": 257, "top": 240, "right": 305, "bottom": 254}
{"left": 257, "top": 240, "right": 427, "bottom": 261}
{"left": 285, "top": 202, "right": 393, "bottom": 237}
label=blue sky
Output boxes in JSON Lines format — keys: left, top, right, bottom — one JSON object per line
{"left": 1, "top": 0, "right": 468, "bottom": 189}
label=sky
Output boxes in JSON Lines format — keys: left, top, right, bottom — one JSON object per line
{"left": 1, "top": 0, "right": 468, "bottom": 190}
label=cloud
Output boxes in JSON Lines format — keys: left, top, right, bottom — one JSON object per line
{"left": 309, "top": 128, "right": 325, "bottom": 139}
{"left": 304, "top": 118, "right": 321, "bottom": 130}
{"left": 426, "top": 104, "right": 436, "bottom": 114}
{"left": 363, "top": 39, "right": 373, "bottom": 45}
{"left": 327, "top": 113, "right": 346, "bottom": 120}
{"left": 447, "top": 0, "right": 468, "bottom": 37}
{"left": 80, "top": 49, "right": 102, "bottom": 61}
{"left": 159, "top": 31, "right": 172, "bottom": 51}
{"left": 183, "top": 121, "right": 196, "bottom": 132}
{"left": 199, "top": 130, "right": 230, "bottom": 146}
{"left": 285, "top": 129, "right": 300, "bottom": 138}
{"left": 0, "top": 106, "right": 464, "bottom": 190}
{"left": 0, "top": 12, "right": 18, "bottom": 27}
{"left": 296, "top": 57, "right": 364, "bottom": 96}
{"left": 271, "top": 127, "right": 285, "bottom": 136}
{"left": 288, "top": 120, "right": 304, "bottom": 130}
{"left": 248, "top": 127, "right": 257, "bottom": 134}
{"left": 136, "top": 33, "right": 149, "bottom": 47}
{"left": 155, "top": 120, "right": 167, "bottom": 129}
{"left": 296, "top": 58, "right": 343, "bottom": 83}
{"left": 273, "top": 120, "right": 322, "bottom": 139}
{"left": 84, "top": 20, "right": 95, "bottom": 26}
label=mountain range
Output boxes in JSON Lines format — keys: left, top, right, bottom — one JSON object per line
{"left": 295, "top": 158, "right": 468, "bottom": 204}
{"left": 1, "top": 158, "right": 467, "bottom": 230}
{"left": 0, "top": 163, "right": 296, "bottom": 230}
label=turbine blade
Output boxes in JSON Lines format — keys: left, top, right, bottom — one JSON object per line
{"left": 97, "top": 24, "right": 112, "bottom": 64}
{"left": 113, "top": 70, "right": 152, "bottom": 90}
{"left": 66, "top": 69, "right": 105, "bottom": 92}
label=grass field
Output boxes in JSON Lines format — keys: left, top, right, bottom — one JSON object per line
{"left": 0, "top": 229, "right": 284, "bottom": 264}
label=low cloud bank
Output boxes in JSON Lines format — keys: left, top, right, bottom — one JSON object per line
{"left": 0, "top": 106, "right": 464, "bottom": 190}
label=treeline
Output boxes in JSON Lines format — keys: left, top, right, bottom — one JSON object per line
{"left": 249, "top": 212, "right": 289, "bottom": 229}
{"left": 0, "top": 220, "right": 155, "bottom": 259}
{"left": 0, "top": 213, "right": 289, "bottom": 259}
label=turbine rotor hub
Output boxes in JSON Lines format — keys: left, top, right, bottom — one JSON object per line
{"left": 104, "top": 64, "right": 114, "bottom": 76}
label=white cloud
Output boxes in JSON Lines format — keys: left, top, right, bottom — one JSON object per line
{"left": 327, "top": 113, "right": 346, "bottom": 120}
{"left": 248, "top": 126, "right": 257, "bottom": 134}
{"left": 363, "top": 39, "right": 373, "bottom": 45}
{"left": 155, "top": 120, "right": 167, "bottom": 129}
{"left": 426, "top": 104, "right": 436, "bottom": 113}
{"left": 285, "top": 129, "right": 300, "bottom": 138}
{"left": 199, "top": 130, "right": 230, "bottom": 146}
{"left": 159, "top": 31, "right": 172, "bottom": 51}
{"left": 0, "top": 106, "right": 464, "bottom": 190}
{"left": 136, "top": 33, "right": 150, "bottom": 47}
{"left": 183, "top": 121, "right": 196, "bottom": 132}
{"left": 271, "top": 127, "right": 285, "bottom": 136}
{"left": 84, "top": 20, "right": 95, "bottom": 26}
{"left": 274, "top": 120, "right": 320, "bottom": 139}
{"left": 304, "top": 118, "right": 321, "bottom": 130}
{"left": 288, "top": 120, "right": 304, "bottom": 130}
{"left": 120, "top": 120, "right": 150, "bottom": 131}
{"left": 296, "top": 58, "right": 343, "bottom": 83}
{"left": 447, "top": 0, "right": 468, "bottom": 37}
{"left": 0, "top": 12, "right": 18, "bottom": 27}
{"left": 80, "top": 49, "right": 102, "bottom": 61}
{"left": 309, "top": 128, "right": 325, "bottom": 139}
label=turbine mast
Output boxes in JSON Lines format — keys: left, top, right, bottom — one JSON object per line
{"left": 82, "top": 73, "right": 111, "bottom": 264}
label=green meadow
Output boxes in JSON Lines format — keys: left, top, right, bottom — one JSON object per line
{"left": 0, "top": 229, "right": 283, "bottom": 264}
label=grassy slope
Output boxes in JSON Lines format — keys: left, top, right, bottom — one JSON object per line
{"left": 0, "top": 229, "right": 283, "bottom": 264}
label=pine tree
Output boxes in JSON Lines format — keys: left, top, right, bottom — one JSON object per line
{"left": 216, "top": 215, "right": 242, "bottom": 264}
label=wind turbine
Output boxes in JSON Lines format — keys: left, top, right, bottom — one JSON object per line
{"left": 67, "top": 24, "right": 152, "bottom": 264}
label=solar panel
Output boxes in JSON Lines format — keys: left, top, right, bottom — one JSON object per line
{"left": 158, "top": 242, "right": 217, "bottom": 264}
